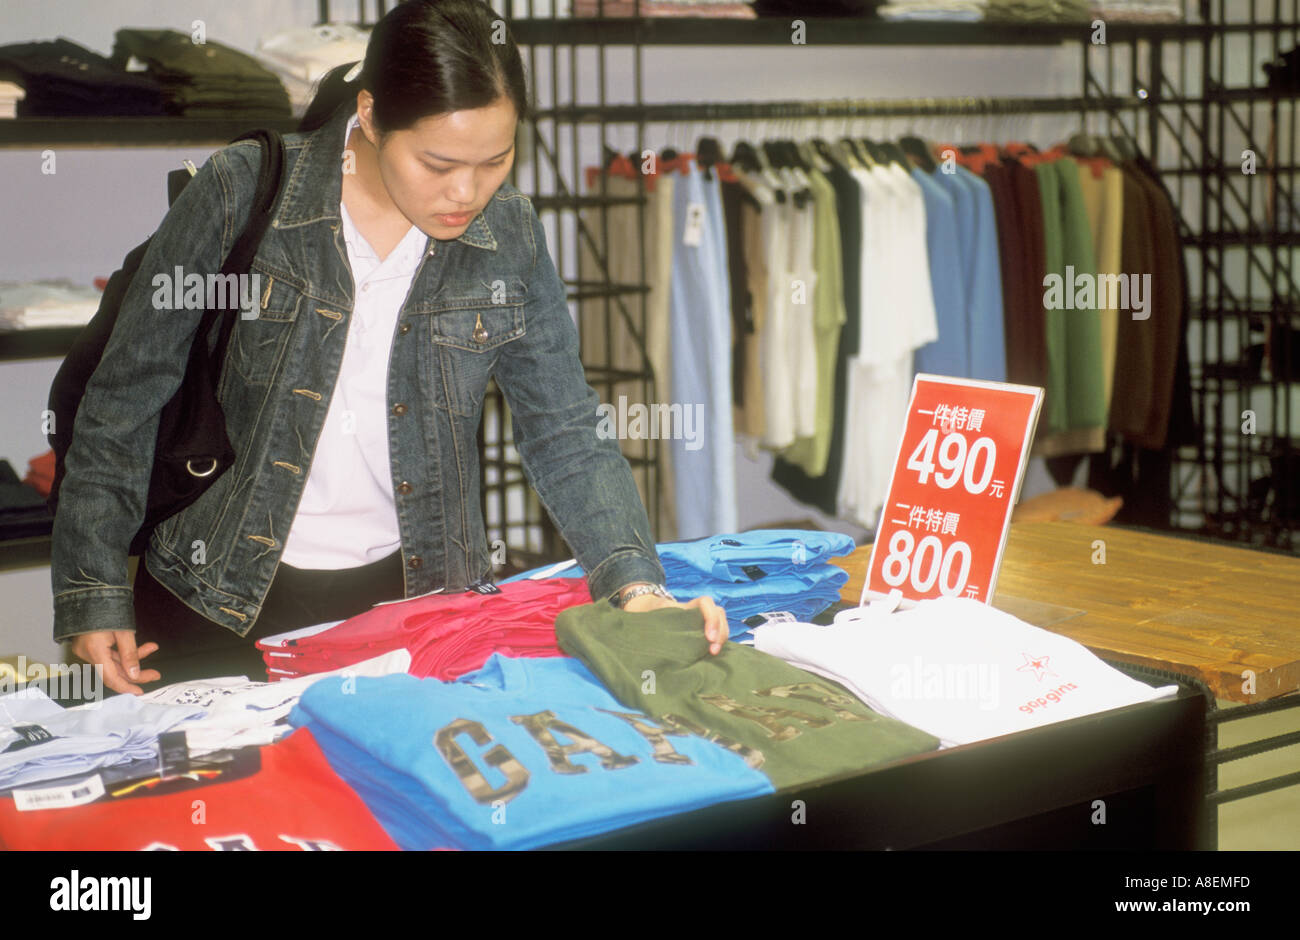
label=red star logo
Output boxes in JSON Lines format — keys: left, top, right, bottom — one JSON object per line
{"left": 1016, "top": 653, "right": 1057, "bottom": 682}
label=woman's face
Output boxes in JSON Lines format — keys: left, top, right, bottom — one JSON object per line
{"left": 368, "top": 94, "right": 518, "bottom": 239}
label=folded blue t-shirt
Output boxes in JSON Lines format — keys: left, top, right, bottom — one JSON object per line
{"left": 290, "top": 655, "right": 774, "bottom": 850}
{"left": 501, "top": 529, "right": 855, "bottom": 637}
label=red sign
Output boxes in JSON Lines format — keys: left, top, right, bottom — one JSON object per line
{"left": 864, "top": 374, "right": 1044, "bottom": 604}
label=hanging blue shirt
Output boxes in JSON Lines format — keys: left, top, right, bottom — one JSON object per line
{"left": 911, "top": 168, "right": 968, "bottom": 379}
{"left": 501, "top": 529, "right": 856, "bottom": 637}
{"left": 290, "top": 655, "right": 773, "bottom": 850}
{"left": 957, "top": 166, "right": 1008, "bottom": 383}
{"left": 669, "top": 162, "right": 737, "bottom": 539}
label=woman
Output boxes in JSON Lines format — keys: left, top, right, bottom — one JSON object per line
{"left": 52, "top": 0, "right": 726, "bottom": 695}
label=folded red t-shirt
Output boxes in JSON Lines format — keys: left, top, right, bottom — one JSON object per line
{"left": 0, "top": 728, "right": 401, "bottom": 851}
{"left": 258, "top": 579, "right": 591, "bottom": 680}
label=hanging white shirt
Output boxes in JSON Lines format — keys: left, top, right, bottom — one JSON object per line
{"left": 280, "top": 113, "right": 431, "bottom": 569}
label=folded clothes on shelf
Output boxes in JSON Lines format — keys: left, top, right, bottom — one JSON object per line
{"left": 0, "top": 81, "right": 24, "bottom": 118}
{"left": 572, "top": 0, "right": 757, "bottom": 16}
{"left": 0, "top": 280, "right": 102, "bottom": 331}
{"left": 877, "top": 0, "right": 987, "bottom": 21}
{"left": 0, "top": 38, "right": 167, "bottom": 116}
{"left": 254, "top": 23, "right": 369, "bottom": 117}
{"left": 110, "top": 28, "right": 291, "bottom": 117}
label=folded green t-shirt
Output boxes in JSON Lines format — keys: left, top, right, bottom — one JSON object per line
{"left": 556, "top": 601, "right": 940, "bottom": 789}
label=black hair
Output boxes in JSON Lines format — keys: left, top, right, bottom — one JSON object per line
{"left": 298, "top": 0, "right": 528, "bottom": 134}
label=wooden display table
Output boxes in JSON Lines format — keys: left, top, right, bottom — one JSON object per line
{"left": 833, "top": 521, "right": 1300, "bottom": 705}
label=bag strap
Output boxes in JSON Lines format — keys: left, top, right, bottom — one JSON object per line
{"left": 193, "top": 129, "right": 287, "bottom": 372}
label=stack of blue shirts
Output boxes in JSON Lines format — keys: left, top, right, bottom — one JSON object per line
{"left": 502, "top": 529, "right": 856, "bottom": 640}
{"left": 289, "top": 654, "right": 773, "bottom": 850}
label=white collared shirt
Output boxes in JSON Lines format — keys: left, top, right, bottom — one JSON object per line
{"left": 280, "top": 114, "right": 431, "bottom": 569}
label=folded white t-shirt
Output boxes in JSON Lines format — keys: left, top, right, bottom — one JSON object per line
{"left": 139, "top": 649, "right": 410, "bottom": 756}
{"left": 752, "top": 596, "right": 1177, "bottom": 747}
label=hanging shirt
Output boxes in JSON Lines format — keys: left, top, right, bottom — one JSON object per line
{"left": 1075, "top": 160, "right": 1124, "bottom": 414}
{"left": 954, "top": 166, "right": 1009, "bottom": 383}
{"left": 290, "top": 654, "right": 774, "bottom": 850}
{"left": 911, "top": 168, "right": 967, "bottom": 378}
{"left": 668, "top": 159, "right": 737, "bottom": 539}
{"left": 556, "top": 600, "right": 941, "bottom": 788}
{"left": 780, "top": 158, "right": 847, "bottom": 478}
{"left": 839, "top": 163, "right": 938, "bottom": 527}
{"left": 769, "top": 155, "right": 863, "bottom": 515}
{"left": 281, "top": 112, "right": 430, "bottom": 568}
{"left": 782, "top": 165, "right": 820, "bottom": 439}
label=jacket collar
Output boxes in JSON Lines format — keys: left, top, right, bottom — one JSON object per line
{"left": 274, "top": 102, "right": 498, "bottom": 251}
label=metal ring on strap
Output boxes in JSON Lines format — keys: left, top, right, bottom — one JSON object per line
{"left": 186, "top": 458, "right": 219, "bottom": 478}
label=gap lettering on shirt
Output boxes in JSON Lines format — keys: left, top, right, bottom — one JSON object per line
{"left": 1018, "top": 682, "right": 1080, "bottom": 714}
{"left": 49, "top": 870, "right": 151, "bottom": 921}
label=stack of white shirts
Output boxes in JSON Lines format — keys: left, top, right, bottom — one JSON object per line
{"left": 254, "top": 24, "right": 370, "bottom": 117}
{"left": 1089, "top": 0, "right": 1180, "bottom": 22}
{"left": 0, "top": 688, "right": 205, "bottom": 790}
{"left": 0, "top": 82, "right": 24, "bottom": 118}
{"left": 0, "top": 281, "right": 101, "bottom": 330}
{"left": 878, "top": 1, "right": 988, "bottom": 21}
{"left": 752, "top": 595, "right": 1177, "bottom": 747}
{"left": 138, "top": 648, "right": 409, "bottom": 756}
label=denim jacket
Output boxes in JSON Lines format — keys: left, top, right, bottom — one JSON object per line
{"left": 50, "top": 102, "right": 664, "bottom": 643}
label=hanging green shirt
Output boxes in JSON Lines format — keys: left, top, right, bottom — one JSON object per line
{"left": 556, "top": 601, "right": 940, "bottom": 789}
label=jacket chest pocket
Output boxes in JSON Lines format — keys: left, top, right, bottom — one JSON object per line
{"left": 430, "top": 278, "right": 527, "bottom": 417}
{"left": 228, "top": 272, "right": 301, "bottom": 388}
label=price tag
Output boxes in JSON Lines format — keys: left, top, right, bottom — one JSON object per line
{"left": 13, "top": 774, "right": 105, "bottom": 812}
{"left": 864, "top": 374, "right": 1043, "bottom": 604}
{"left": 682, "top": 202, "right": 706, "bottom": 247}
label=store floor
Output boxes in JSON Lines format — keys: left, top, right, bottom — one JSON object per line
{"left": 1215, "top": 700, "right": 1300, "bottom": 850}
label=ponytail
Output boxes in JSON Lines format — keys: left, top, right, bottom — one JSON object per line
{"left": 298, "top": 62, "right": 361, "bottom": 133}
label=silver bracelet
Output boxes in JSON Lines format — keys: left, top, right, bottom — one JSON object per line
{"left": 611, "top": 583, "right": 675, "bottom": 608}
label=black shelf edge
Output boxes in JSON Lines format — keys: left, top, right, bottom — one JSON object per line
{"left": 1185, "top": 231, "right": 1300, "bottom": 247}
{"left": 0, "top": 531, "right": 52, "bottom": 571}
{"left": 507, "top": 17, "right": 1216, "bottom": 46}
{"left": 0, "top": 326, "right": 82, "bottom": 361}
{"left": 0, "top": 117, "right": 303, "bottom": 149}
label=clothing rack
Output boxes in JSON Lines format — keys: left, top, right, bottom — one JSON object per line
{"left": 308, "top": 2, "right": 1299, "bottom": 564}
{"left": 535, "top": 94, "right": 1148, "bottom": 123}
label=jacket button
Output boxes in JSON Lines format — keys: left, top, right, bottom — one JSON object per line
{"left": 399, "top": 322, "right": 411, "bottom": 334}
{"left": 407, "top": 555, "right": 423, "bottom": 569}
{"left": 397, "top": 481, "right": 413, "bottom": 495}
{"left": 393, "top": 403, "right": 407, "bottom": 415}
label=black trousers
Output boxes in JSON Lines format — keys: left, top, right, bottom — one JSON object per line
{"left": 130, "top": 550, "right": 406, "bottom": 687}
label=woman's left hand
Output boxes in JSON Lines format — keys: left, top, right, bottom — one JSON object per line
{"left": 621, "top": 592, "right": 729, "bottom": 655}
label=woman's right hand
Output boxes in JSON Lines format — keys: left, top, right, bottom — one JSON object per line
{"left": 68, "top": 631, "right": 161, "bottom": 695}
